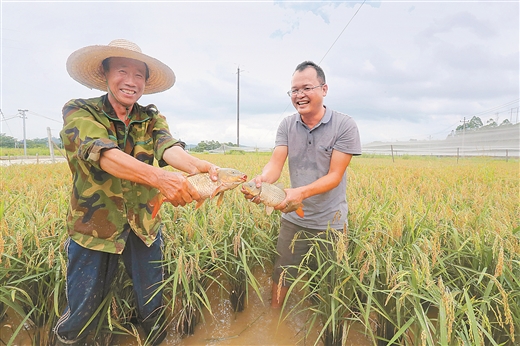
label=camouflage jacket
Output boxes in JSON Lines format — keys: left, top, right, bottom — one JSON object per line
{"left": 60, "top": 95, "right": 182, "bottom": 254}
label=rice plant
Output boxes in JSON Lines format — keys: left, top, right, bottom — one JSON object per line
{"left": 1, "top": 155, "right": 518, "bottom": 345}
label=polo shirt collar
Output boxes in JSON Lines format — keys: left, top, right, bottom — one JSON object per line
{"left": 296, "top": 105, "right": 331, "bottom": 129}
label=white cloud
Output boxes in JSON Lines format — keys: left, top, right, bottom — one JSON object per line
{"left": 1, "top": 1, "right": 518, "bottom": 147}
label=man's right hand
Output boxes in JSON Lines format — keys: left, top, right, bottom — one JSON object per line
{"left": 157, "top": 171, "right": 200, "bottom": 206}
{"left": 240, "top": 175, "right": 263, "bottom": 204}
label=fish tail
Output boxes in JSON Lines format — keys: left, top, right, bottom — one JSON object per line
{"left": 195, "top": 200, "right": 205, "bottom": 209}
{"left": 151, "top": 193, "right": 165, "bottom": 218}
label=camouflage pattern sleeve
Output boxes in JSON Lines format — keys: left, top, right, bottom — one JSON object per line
{"left": 61, "top": 98, "right": 119, "bottom": 171}
{"left": 144, "top": 105, "right": 185, "bottom": 167}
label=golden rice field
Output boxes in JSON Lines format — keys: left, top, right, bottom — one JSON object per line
{"left": 1, "top": 154, "right": 519, "bottom": 346}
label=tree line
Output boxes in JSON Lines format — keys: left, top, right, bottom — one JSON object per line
{"left": 0, "top": 134, "right": 59, "bottom": 149}
{"left": 0, "top": 134, "right": 236, "bottom": 153}
{"left": 454, "top": 116, "right": 513, "bottom": 132}
{"left": 189, "top": 140, "right": 237, "bottom": 152}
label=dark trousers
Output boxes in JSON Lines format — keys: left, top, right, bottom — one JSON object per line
{"left": 273, "top": 218, "right": 337, "bottom": 287}
{"left": 54, "top": 230, "right": 164, "bottom": 341}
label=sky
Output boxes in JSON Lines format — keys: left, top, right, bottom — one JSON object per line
{"left": 1, "top": 0, "right": 519, "bottom": 148}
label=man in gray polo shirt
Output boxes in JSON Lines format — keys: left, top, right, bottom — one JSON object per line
{"left": 242, "top": 61, "right": 361, "bottom": 308}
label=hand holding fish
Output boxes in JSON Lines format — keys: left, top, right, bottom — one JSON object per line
{"left": 241, "top": 179, "right": 304, "bottom": 218}
{"left": 206, "top": 164, "right": 220, "bottom": 183}
{"left": 241, "top": 176, "right": 263, "bottom": 204}
{"left": 151, "top": 168, "right": 247, "bottom": 217}
{"left": 274, "top": 187, "right": 305, "bottom": 216}
{"left": 156, "top": 170, "right": 201, "bottom": 207}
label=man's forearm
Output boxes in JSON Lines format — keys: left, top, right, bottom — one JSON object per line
{"left": 162, "top": 145, "right": 213, "bottom": 174}
{"left": 99, "top": 148, "right": 161, "bottom": 187}
{"left": 260, "top": 146, "right": 286, "bottom": 183}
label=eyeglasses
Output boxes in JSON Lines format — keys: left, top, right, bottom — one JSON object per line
{"left": 287, "top": 84, "right": 324, "bottom": 97}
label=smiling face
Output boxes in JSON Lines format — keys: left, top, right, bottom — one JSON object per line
{"left": 290, "top": 66, "right": 328, "bottom": 118}
{"left": 104, "top": 57, "right": 147, "bottom": 109}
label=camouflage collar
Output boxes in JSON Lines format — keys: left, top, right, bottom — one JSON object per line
{"left": 100, "top": 94, "right": 150, "bottom": 123}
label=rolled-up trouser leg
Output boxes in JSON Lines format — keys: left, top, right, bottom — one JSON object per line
{"left": 54, "top": 238, "right": 119, "bottom": 342}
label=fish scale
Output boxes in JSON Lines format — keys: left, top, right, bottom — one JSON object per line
{"left": 258, "top": 182, "right": 286, "bottom": 206}
{"left": 242, "top": 180, "right": 304, "bottom": 218}
{"left": 187, "top": 173, "right": 221, "bottom": 199}
{"left": 151, "top": 168, "right": 247, "bottom": 217}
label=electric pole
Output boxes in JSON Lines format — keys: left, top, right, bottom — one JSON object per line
{"left": 460, "top": 117, "right": 466, "bottom": 158}
{"left": 236, "top": 67, "right": 240, "bottom": 148}
{"left": 47, "top": 127, "right": 55, "bottom": 163}
{"left": 18, "top": 109, "right": 28, "bottom": 157}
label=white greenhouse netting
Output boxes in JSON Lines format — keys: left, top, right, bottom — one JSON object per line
{"left": 362, "top": 124, "right": 519, "bottom": 158}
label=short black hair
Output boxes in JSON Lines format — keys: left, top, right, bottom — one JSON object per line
{"left": 294, "top": 61, "right": 326, "bottom": 84}
{"left": 101, "top": 57, "right": 150, "bottom": 81}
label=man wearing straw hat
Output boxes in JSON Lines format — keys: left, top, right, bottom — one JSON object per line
{"left": 54, "top": 39, "right": 218, "bottom": 345}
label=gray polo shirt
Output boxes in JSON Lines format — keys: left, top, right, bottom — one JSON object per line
{"left": 275, "top": 106, "right": 361, "bottom": 230}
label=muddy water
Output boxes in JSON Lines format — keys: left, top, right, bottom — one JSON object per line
{"left": 2, "top": 270, "right": 372, "bottom": 346}
{"left": 117, "top": 270, "right": 372, "bottom": 346}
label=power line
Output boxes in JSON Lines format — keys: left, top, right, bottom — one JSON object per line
{"left": 468, "top": 99, "right": 519, "bottom": 118}
{"left": 273, "top": 1, "right": 366, "bottom": 130}
{"left": 1, "top": 112, "right": 20, "bottom": 121}
{"left": 0, "top": 109, "right": 15, "bottom": 137}
{"left": 318, "top": 0, "right": 366, "bottom": 65}
{"left": 27, "top": 110, "right": 61, "bottom": 123}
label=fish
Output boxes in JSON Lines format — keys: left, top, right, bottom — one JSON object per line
{"left": 241, "top": 180, "right": 304, "bottom": 218}
{"left": 151, "top": 168, "right": 247, "bottom": 217}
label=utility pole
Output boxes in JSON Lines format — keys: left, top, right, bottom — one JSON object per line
{"left": 236, "top": 67, "right": 240, "bottom": 148}
{"left": 47, "top": 127, "right": 55, "bottom": 163}
{"left": 462, "top": 117, "right": 466, "bottom": 157}
{"left": 460, "top": 117, "right": 466, "bottom": 158}
{"left": 18, "top": 109, "right": 28, "bottom": 157}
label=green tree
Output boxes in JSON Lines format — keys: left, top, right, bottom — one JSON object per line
{"left": 456, "top": 116, "right": 483, "bottom": 132}
{"left": 192, "top": 140, "right": 221, "bottom": 152}
{"left": 0, "top": 133, "right": 17, "bottom": 148}
{"left": 26, "top": 138, "right": 49, "bottom": 148}
{"left": 484, "top": 118, "right": 498, "bottom": 128}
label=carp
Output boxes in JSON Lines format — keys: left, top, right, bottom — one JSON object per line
{"left": 151, "top": 168, "right": 247, "bottom": 217}
{"left": 242, "top": 180, "right": 304, "bottom": 218}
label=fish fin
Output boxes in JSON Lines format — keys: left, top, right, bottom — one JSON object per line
{"left": 216, "top": 192, "right": 225, "bottom": 206}
{"left": 295, "top": 206, "right": 305, "bottom": 218}
{"left": 210, "top": 184, "right": 225, "bottom": 199}
{"left": 265, "top": 206, "right": 274, "bottom": 215}
{"left": 195, "top": 200, "right": 205, "bottom": 209}
{"left": 274, "top": 182, "right": 284, "bottom": 189}
{"left": 151, "top": 194, "right": 165, "bottom": 218}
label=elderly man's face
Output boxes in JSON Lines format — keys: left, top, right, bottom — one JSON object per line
{"left": 105, "top": 57, "right": 147, "bottom": 107}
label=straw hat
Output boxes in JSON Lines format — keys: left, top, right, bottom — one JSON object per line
{"left": 66, "top": 39, "right": 175, "bottom": 94}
